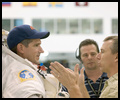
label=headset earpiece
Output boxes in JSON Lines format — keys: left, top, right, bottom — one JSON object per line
{"left": 75, "top": 48, "right": 80, "bottom": 60}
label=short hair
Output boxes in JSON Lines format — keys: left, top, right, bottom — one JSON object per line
{"left": 103, "top": 36, "right": 118, "bottom": 54}
{"left": 11, "top": 39, "right": 33, "bottom": 54}
{"left": 78, "top": 39, "right": 99, "bottom": 61}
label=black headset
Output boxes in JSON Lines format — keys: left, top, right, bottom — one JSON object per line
{"left": 75, "top": 48, "right": 80, "bottom": 60}
{"left": 75, "top": 47, "right": 82, "bottom": 62}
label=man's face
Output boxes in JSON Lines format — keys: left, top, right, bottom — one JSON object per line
{"left": 22, "top": 39, "right": 44, "bottom": 64}
{"left": 80, "top": 44, "right": 98, "bottom": 70}
{"left": 97, "top": 40, "right": 115, "bottom": 73}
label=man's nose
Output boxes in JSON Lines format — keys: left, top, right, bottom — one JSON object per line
{"left": 88, "top": 54, "right": 92, "bottom": 59}
{"left": 39, "top": 46, "right": 44, "bottom": 53}
{"left": 96, "top": 53, "right": 101, "bottom": 60}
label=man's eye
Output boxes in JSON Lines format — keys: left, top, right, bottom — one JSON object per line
{"left": 91, "top": 53, "right": 96, "bottom": 56}
{"left": 83, "top": 54, "right": 88, "bottom": 57}
{"left": 35, "top": 44, "right": 39, "bottom": 47}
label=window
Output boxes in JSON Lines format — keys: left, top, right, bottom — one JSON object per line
{"left": 32, "top": 19, "right": 42, "bottom": 31}
{"left": 57, "top": 19, "right": 66, "bottom": 34}
{"left": 2, "top": 19, "right": 23, "bottom": 31}
{"left": 93, "top": 19, "right": 103, "bottom": 34}
{"left": 112, "top": 19, "right": 118, "bottom": 34}
{"left": 44, "top": 19, "right": 54, "bottom": 33}
{"left": 32, "top": 18, "right": 104, "bottom": 34}
{"left": 81, "top": 19, "right": 90, "bottom": 34}
{"left": 69, "top": 19, "right": 78, "bottom": 34}
{"left": 2, "top": 19, "right": 10, "bottom": 31}
{"left": 14, "top": 19, "right": 23, "bottom": 26}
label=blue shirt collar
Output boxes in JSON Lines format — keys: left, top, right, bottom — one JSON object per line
{"left": 84, "top": 70, "right": 108, "bottom": 80}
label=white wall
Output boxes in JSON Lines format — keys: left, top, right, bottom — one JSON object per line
{"left": 2, "top": 2, "right": 118, "bottom": 18}
{"left": 2, "top": 2, "right": 118, "bottom": 53}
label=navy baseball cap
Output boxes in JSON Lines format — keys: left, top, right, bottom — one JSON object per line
{"left": 7, "top": 25, "right": 50, "bottom": 49}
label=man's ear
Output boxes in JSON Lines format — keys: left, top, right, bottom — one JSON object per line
{"left": 17, "top": 43, "right": 25, "bottom": 54}
{"left": 114, "top": 53, "right": 118, "bottom": 63}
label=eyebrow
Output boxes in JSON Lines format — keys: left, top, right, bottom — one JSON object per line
{"left": 36, "top": 42, "right": 41, "bottom": 45}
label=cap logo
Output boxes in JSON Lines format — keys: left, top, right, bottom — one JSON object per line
{"left": 30, "top": 26, "right": 35, "bottom": 30}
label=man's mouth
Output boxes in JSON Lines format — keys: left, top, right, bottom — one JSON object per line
{"left": 87, "top": 62, "right": 94, "bottom": 64}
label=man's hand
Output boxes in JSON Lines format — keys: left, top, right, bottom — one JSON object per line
{"left": 49, "top": 61, "right": 90, "bottom": 98}
{"left": 49, "top": 61, "right": 83, "bottom": 98}
{"left": 49, "top": 61, "right": 79, "bottom": 89}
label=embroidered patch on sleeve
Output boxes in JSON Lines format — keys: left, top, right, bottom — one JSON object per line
{"left": 18, "top": 70, "right": 36, "bottom": 82}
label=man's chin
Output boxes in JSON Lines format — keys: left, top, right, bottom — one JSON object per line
{"left": 33, "top": 60, "right": 40, "bottom": 65}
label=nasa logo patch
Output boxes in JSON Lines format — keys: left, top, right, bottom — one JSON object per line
{"left": 18, "top": 70, "right": 35, "bottom": 82}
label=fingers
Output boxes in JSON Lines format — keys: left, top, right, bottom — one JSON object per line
{"left": 49, "top": 61, "right": 66, "bottom": 79}
{"left": 79, "top": 67, "right": 85, "bottom": 86}
{"left": 74, "top": 64, "right": 79, "bottom": 74}
{"left": 80, "top": 67, "right": 84, "bottom": 75}
{"left": 49, "top": 65, "right": 59, "bottom": 77}
{"left": 50, "top": 61, "right": 65, "bottom": 73}
{"left": 66, "top": 68, "right": 73, "bottom": 72}
{"left": 50, "top": 70, "right": 59, "bottom": 79}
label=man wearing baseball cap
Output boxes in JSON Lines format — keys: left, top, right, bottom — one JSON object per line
{"left": 2, "top": 25, "right": 66, "bottom": 98}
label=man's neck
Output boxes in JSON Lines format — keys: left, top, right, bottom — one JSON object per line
{"left": 85, "top": 68, "right": 103, "bottom": 83}
{"left": 107, "top": 65, "right": 118, "bottom": 78}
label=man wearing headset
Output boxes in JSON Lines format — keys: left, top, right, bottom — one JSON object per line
{"left": 59, "top": 39, "right": 108, "bottom": 98}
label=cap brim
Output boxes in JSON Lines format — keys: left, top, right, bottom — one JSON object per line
{"left": 40, "top": 32, "right": 50, "bottom": 39}
{"left": 28, "top": 31, "right": 50, "bottom": 39}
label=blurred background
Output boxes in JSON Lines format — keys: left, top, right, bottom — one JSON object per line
{"left": 2, "top": 2, "right": 118, "bottom": 72}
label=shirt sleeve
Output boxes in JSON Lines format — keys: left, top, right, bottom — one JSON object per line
{"left": 100, "top": 81, "right": 118, "bottom": 98}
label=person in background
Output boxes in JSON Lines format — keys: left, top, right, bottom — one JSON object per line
{"left": 2, "top": 25, "right": 67, "bottom": 98}
{"left": 49, "top": 36, "right": 118, "bottom": 98}
{"left": 62, "top": 39, "right": 108, "bottom": 98}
